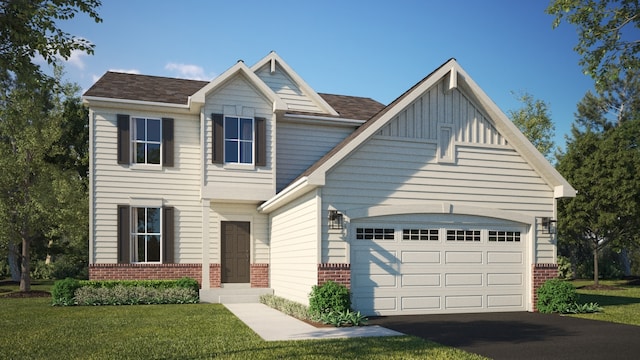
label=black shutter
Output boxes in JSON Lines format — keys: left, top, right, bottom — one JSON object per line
{"left": 255, "top": 117, "right": 267, "bottom": 166}
{"left": 117, "top": 114, "right": 130, "bottom": 164}
{"left": 117, "top": 205, "right": 131, "bottom": 264}
{"left": 212, "top": 113, "right": 224, "bottom": 164}
{"left": 163, "top": 207, "right": 175, "bottom": 263}
{"left": 162, "top": 118, "right": 174, "bottom": 167}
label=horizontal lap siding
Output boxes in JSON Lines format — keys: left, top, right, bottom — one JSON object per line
{"left": 277, "top": 121, "right": 355, "bottom": 191}
{"left": 270, "top": 190, "right": 319, "bottom": 305}
{"left": 92, "top": 110, "right": 202, "bottom": 263}
{"left": 203, "top": 75, "right": 274, "bottom": 198}
{"left": 323, "top": 137, "right": 554, "bottom": 263}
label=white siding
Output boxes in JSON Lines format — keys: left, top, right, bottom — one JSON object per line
{"left": 322, "top": 136, "right": 554, "bottom": 263}
{"left": 91, "top": 109, "right": 202, "bottom": 263}
{"left": 207, "top": 203, "right": 269, "bottom": 264}
{"left": 203, "top": 75, "right": 275, "bottom": 201}
{"left": 276, "top": 120, "right": 356, "bottom": 191}
{"left": 379, "top": 81, "right": 506, "bottom": 146}
{"left": 255, "top": 63, "right": 324, "bottom": 113}
{"left": 270, "top": 190, "right": 320, "bottom": 305}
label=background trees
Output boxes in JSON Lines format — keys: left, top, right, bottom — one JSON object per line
{"left": 0, "top": 0, "right": 101, "bottom": 291}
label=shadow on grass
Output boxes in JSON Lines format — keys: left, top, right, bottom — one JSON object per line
{"left": 578, "top": 293, "right": 640, "bottom": 306}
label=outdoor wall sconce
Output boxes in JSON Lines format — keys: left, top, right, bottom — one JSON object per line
{"left": 328, "top": 210, "right": 344, "bottom": 230}
{"left": 542, "top": 217, "right": 557, "bottom": 234}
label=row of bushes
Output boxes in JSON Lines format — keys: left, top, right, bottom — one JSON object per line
{"left": 51, "top": 277, "right": 199, "bottom": 306}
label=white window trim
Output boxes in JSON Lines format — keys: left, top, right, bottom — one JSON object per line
{"left": 223, "top": 115, "right": 255, "bottom": 166}
{"left": 131, "top": 206, "right": 163, "bottom": 264}
{"left": 131, "top": 117, "right": 163, "bottom": 166}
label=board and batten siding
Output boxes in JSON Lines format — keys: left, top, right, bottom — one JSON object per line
{"left": 269, "top": 189, "right": 320, "bottom": 305}
{"left": 255, "top": 63, "right": 325, "bottom": 114}
{"left": 276, "top": 120, "right": 356, "bottom": 191}
{"left": 207, "top": 203, "right": 269, "bottom": 264}
{"left": 203, "top": 75, "right": 275, "bottom": 201}
{"left": 91, "top": 109, "right": 202, "bottom": 264}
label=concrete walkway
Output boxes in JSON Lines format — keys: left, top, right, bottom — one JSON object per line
{"left": 224, "top": 303, "right": 403, "bottom": 341}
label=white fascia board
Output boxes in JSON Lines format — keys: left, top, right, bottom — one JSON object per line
{"left": 82, "top": 96, "right": 196, "bottom": 114}
{"left": 191, "top": 61, "right": 287, "bottom": 112}
{"left": 251, "top": 52, "right": 339, "bottom": 116}
{"left": 283, "top": 113, "right": 366, "bottom": 126}
{"left": 454, "top": 64, "right": 577, "bottom": 198}
{"left": 257, "top": 176, "right": 317, "bottom": 213}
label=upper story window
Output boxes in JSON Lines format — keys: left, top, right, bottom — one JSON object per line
{"left": 224, "top": 116, "right": 254, "bottom": 164}
{"left": 212, "top": 113, "right": 267, "bottom": 167}
{"left": 134, "top": 117, "right": 161, "bottom": 164}
{"left": 117, "top": 114, "right": 174, "bottom": 167}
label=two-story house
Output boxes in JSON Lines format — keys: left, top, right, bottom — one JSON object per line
{"left": 83, "top": 52, "right": 575, "bottom": 315}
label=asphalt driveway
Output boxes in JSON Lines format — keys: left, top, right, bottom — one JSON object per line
{"left": 368, "top": 312, "right": 640, "bottom": 360}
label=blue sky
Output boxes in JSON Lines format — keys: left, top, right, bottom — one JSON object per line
{"left": 56, "top": 0, "right": 597, "bottom": 150}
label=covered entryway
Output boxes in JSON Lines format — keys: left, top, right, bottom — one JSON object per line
{"left": 221, "top": 221, "right": 250, "bottom": 283}
{"left": 351, "top": 215, "right": 527, "bottom": 315}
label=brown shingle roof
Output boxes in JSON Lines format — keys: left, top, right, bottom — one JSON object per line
{"left": 83, "top": 72, "right": 385, "bottom": 120}
{"left": 83, "top": 72, "right": 209, "bottom": 105}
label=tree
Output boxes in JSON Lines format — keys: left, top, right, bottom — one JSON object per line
{"left": 557, "top": 100, "right": 640, "bottom": 284}
{"left": 0, "top": 0, "right": 102, "bottom": 81}
{"left": 546, "top": 0, "right": 640, "bottom": 92}
{"left": 507, "top": 92, "right": 556, "bottom": 161}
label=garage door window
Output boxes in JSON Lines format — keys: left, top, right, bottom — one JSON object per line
{"left": 488, "top": 230, "right": 521, "bottom": 242}
{"left": 403, "top": 229, "right": 439, "bottom": 241}
{"left": 356, "top": 228, "right": 394, "bottom": 240}
{"left": 446, "top": 229, "right": 480, "bottom": 242}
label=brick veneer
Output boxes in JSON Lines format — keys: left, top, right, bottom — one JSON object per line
{"left": 532, "top": 263, "right": 559, "bottom": 311}
{"left": 209, "top": 263, "right": 221, "bottom": 288}
{"left": 89, "top": 263, "right": 202, "bottom": 288}
{"left": 317, "top": 263, "right": 351, "bottom": 289}
{"left": 250, "top": 264, "right": 269, "bottom": 288}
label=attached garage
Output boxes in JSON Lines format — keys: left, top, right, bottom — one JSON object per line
{"left": 350, "top": 215, "right": 528, "bottom": 316}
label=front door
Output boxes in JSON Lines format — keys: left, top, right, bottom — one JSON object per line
{"left": 221, "top": 221, "right": 250, "bottom": 283}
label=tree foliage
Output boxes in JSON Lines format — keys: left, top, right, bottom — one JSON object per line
{"left": 0, "top": 0, "right": 102, "bottom": 81}
{"left": 508, "top": 91, "right": 556, "bottom": 161}
{"left": 547, "top": 0, "right": 640, "bottom": 92}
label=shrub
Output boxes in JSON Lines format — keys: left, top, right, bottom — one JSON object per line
{"left": 308, "top": 280, "right": 351, "bottom": 319}
{"left": 259, "top": 294, "right": 312, "bottom": 320}
{"left": 318, "top": 309, "right": 368, "bottom": 327}
{"left": 536, "top": 278, "right": 578, "bottom": 313}
{"left": 51, "top": 278, "right": 200, "bottom": 306}
{"left": 51, "top": 278, "right": 82, "bottom": 306}
{"left": 557, "top": 256, "right": 574, "bottom": 280}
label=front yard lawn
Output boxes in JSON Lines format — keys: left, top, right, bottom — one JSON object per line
{"left": 569, "top": 279, "right": 640, "bottom": 326}
{"left": 0, "top": 290, "right": 485, "bottom": 359}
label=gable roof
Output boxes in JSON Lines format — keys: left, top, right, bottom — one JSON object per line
{"left": 83, "top": 69, "right": 383, "bottom": 120}
{"left": 259, "top": 58, "right": 576, "bottom": 213}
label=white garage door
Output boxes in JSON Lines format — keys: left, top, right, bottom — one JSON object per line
{"left": 351, "top": 221, "right": 526, "bottom": 315}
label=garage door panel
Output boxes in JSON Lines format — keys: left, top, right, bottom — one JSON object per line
{"left": 401, "top": 251, "right": 440, "bottom": 264}
{"left": 487, "top": 294, "right": 523, "bottom": 308}
{"left": 401, "top": 273, "right": 441, "bottom": 287}
{"left": 445, "top": 295, "right": 483, "bottom": 309}
{"left": 402, "top": 296, "right": 441, "bottom": 310}
{"left": 487, "top": 272, "right": 523, "bottom": 286}
{"left": 487, "top": 251, "right": 523, "bottom": 264}
{"left": 445, "top": 251, "right": 483, "bottom": 264}
{"left": 445, "top": 273, "right": 483, "bottom": 286}
{"left": 368, "top": 274, "right": 397, "bottom": 287}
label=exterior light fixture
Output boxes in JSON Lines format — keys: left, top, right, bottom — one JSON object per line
{"left": 542, "top": 217, "right": 557, "bottom": 234}
{"left": 328, "top": 210, "right": 344, "bottom": 230}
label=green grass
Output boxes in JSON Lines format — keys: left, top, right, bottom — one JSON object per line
{"left": 569, "top": 279, "right": 640, "bottom": 326}
{"left": 0, "top": 283, "right": 486, "bottom": 359}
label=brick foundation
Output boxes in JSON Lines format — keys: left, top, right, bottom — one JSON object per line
{"left": 89, "top": 263, "right": 202, "bottom": 288}
{"left": 209, "top": 264, "right": 221, "bottom": 288}
{"left": 532, "top": 263, "right": 559, "bottom": 311}
{"left": 317, "top": 263, "right": 351, "bottom": 289}
{"left": 250, "top": 264, "right": 269, "bottom": 288}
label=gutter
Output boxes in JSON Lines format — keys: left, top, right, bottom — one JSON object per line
{"left": 257, "top": 176, "right": 317, "bottom": 214}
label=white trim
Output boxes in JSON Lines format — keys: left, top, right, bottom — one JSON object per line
{"left": 284, "top": 113, "right": 367, "bottom": 126}
{"left": 128, "top": 197, "right": 164, "bottom": 208}
{"left": 82, "top": 95, "right": 191, "bottom": 110}
{"left": 88, "top": 109, "right": 95, "bottom": 264}
{"left": 257, "top": 177, "right": 316, "bottom": 213}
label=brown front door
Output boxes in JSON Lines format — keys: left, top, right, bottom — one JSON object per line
{"left": 221, "top": 221, "right": 250, "bottom": 283}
